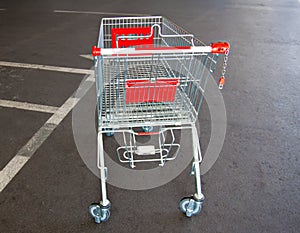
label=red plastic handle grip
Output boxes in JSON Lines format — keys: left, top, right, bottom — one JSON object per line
{"left": 211, "top": 42, "right": 230, "bottom": 54}
{"left": 92, "top": 46, "right": 101, "bottom": 56}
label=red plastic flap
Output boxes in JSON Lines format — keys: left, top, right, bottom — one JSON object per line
{"left": 111, "top": 27, "right": 154, "bottom": 48}
{"left": 125, "top": 78, "right": 179, "bottom": 104}
{"left": 137, "top": 131, "right": 160, "bottom": 136}
{"left": 126, "top": 78, "right": 179, "bottom": 87}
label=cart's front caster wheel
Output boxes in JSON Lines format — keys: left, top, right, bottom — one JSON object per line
{"left": 142, "top": 126, "right": 153, "bottom": 132}
{"left": 180, "top": 196, "right": 204, "bottom": 217}
{"left": 89, "top": 203, "right": 111, "bottom": 223}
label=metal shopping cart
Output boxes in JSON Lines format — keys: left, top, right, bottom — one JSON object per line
{"left": 89, "top": 16, "right": 230, "bottom": 223}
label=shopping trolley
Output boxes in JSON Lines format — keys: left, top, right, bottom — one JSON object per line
{"left": 89, "top": 16, "right": 230, "bottom": 223}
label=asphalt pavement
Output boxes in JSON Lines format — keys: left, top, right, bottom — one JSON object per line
{"left": 0, "top": 0, "right": 299, "bottom": 232}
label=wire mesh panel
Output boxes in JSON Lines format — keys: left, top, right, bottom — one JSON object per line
{"left": 99, "top": 16, "right": 163, "bottom": 48}
{"left": 95, "top": 53, "right": 216, "bottom": 128}
{"left": 94, "top": 16, "right": 221, "bottom": 129}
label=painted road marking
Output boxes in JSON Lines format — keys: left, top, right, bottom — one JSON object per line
{"left": 80, "top": 54, "right": 93, "bottom": 61}
{"left": 0, "top": 9, "right": 6, "bottom": 11}
{"left": 225, "top": 4, "right": 300, "bottom": 11}
{"left": 0, "top": 99, "right": 58, "bottom": 113}
{"left": 0, "top": 74, "right": 95, "bottom": 192}
{"left": 0, "top": 61, "right": 93, "bottom": 75}
{"left": 54, "top": 10, "right": 147, "bottom": 16}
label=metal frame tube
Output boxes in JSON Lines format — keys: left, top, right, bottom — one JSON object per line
{"left": 191, "top": 124, "right": 204, "bottom": 200}
{"left": 97, "top": 132, "right": 110, "bottom": 206}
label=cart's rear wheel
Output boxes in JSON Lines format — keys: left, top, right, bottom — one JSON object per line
{"left": 179, "top": 196, "right": 204, "bottom": 217}
{"left": 106, "top": 132, "right": 114, "bottom": 137}
{"left": 89, "top": 203, "right": 111, "bottom": 223}
{"left": 103, "top": 128, "right": 114, "bottom": 137}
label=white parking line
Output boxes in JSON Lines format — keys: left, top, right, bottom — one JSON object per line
{"left": 80, "top": 54, "right": 93, "bottom": 61}
{"left": 0, "top": 99, "right": 58, "bottom": 113}
{"left": 0, "top": 74, "right": 95, "bottom": 192}
{"left": 0, "top": 8, "right": 6, "bottom": 11}
{"left": 54, "top": 10, "right": 147, "bottom": 16}
{"left": 0, "top": 61, "right": 93, "bottom": 75}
